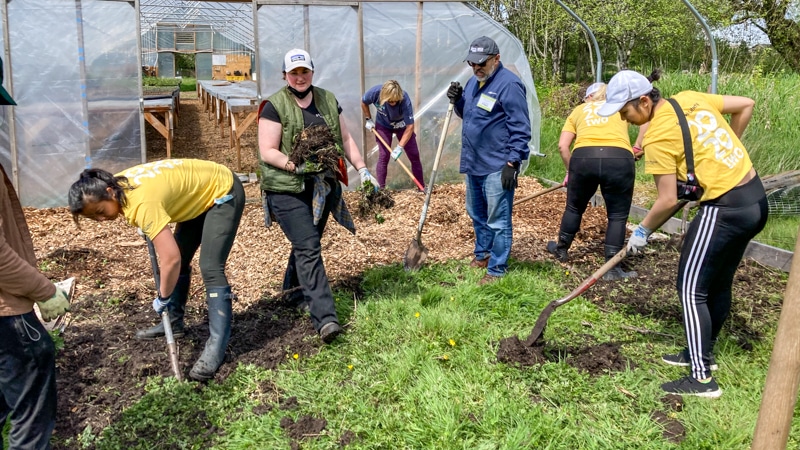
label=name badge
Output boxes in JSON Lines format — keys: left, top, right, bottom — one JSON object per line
{"left": 477, "top": 94, "right": 496, "bottom": 112}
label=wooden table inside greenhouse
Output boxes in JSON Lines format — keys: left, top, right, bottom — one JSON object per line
{"left": 197, "top": 80, "right": 260, "bottom": 171}
{"left": 143, "top": 91, "right": 180, "bottom": 158}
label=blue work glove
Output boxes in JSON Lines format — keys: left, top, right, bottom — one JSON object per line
{"left": 501, "top": 162, "right": 519, "bottom": 190}
{"left": 153, "top": 295, "right": 170, "bottom": 315}
{"left": 365, "top": 119, "right": 375, "bottom": 131}
{"left": 359, "top": 167, "right": 379, "bottom": 192}
{"left": 37, "top": 286, "right": 70, "bottom": 321}
{"left": 446, "top": 82, "right": 462, "bottom": 103}
{"left": 627, "top": 224, "right": 653, "bottom": 255}
{"left": 391, "top": 145, "right": 403, "bottom": 161}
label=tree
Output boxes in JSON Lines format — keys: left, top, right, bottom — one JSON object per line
{"left": 727, "top": 0, "right": 800, "bottom": 72}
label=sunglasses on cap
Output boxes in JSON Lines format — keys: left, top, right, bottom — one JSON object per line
{"left": 467, "top": 55, "right": 495, "bottom": 68}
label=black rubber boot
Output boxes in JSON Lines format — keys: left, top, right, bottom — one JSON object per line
{"left": 546, "top": 232, "right": 574, "bottom": 263}
{"left": 135, "top": 274, "right": 191, "bottom": 340}
{"left": 602, "top": 245, "right": 638, "bottom": 281}
{"left": 189, "top": 286, "right": 233, "bottom": 381}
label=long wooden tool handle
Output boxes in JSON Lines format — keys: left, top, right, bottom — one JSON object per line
{"left": 162, "top": 311, "right": 183, "bottom": 381}
{"left": 415, "top": 101, "right": 455, "bottom": 241}
{"left": 513, "top": 183, "right": 564, "bottom": 206}
{"left": 371, "top": 129, "right": 425, "bottom": 191}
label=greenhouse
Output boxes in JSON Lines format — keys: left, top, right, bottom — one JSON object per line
{"left": 0, "top": 0, "right": 540, "bottom": 207}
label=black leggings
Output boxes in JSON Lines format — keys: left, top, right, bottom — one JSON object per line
{"left": 678, "top": 174, "right": 768, "bottom": 380}
{"left": 173, "top": 173, "right": 245, "bottom": 287}
{"left": 559, "top": 146, "right": 635, "bottom": 249}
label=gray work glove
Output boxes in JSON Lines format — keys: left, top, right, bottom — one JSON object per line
{"left": 365, "top": 119, "right": 376, "bottom": 131}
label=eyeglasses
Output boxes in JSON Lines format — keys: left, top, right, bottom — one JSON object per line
{"left": 468, "top": 56, "right": 495, "bottom": 68}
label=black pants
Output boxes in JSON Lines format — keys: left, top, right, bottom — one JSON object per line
{"left": 0, "top": 312, "right": 56, "bottom": 450}
{"left": 679, "top": 175, "right": 768, "bottom": 380}
{"left": 560, "top": 146, "right": 635, "bottom": 249}
{"left": 267, "top": 178, "right": 340, "bottom": 332}
{"left": 173, "top": 174, "right": 245, "bottom": 287}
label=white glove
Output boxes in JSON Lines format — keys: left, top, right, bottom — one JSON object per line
{"left": 358, "top": 167, "right": 379, "bottom": 192}
{"left": 391, "top": 145, "right": 403, "bottom": 161}
{"left": 153, "top": 295, "right": 170, "bottom": 315}
{"left": 627, "top": 224, "right": 653, "bottom": 255}
{"left": 37, "top": 286, "right": 70, "bottom": 321}
{"left": 365, "top": 119, "right": 375, "bottom": 131}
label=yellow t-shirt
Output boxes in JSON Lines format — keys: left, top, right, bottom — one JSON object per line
{"left": 643, "top": 91, "right": 752, "bottom": 202}
{"left": 562, "top": 101, "right": 632, "bottom": 152}
{"left": 116, "top": 159, "right": 234, "bottom": 240}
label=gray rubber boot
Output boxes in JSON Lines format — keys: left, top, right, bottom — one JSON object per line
{"left": 546, "top": 232, "right": 574, "bottom": 263}
{"left": 135, "top": 274, "right": 191, "bottom": 340}
{"left": 602, "top": 245, "right": 638, "bottom": 281}
{"left": 189, "top": 286, "right": 233, "bottom": 381}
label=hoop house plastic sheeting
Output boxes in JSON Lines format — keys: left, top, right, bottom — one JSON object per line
{"left": 257, "top": 2, "right": 540, "bottom": 189}
{"left": 2, "top": 0, "right": 139, "bottom": 207}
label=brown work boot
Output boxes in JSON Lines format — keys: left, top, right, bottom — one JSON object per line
{"left": 470, "top": 257, "right": 489, "bottom": 269}
{"left": 478, "top": 274, "right": 501, "bottom": 285}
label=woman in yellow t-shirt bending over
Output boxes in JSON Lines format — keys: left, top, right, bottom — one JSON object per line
{"left": 598, "top": 71, "right": 768, "bottom": 399}
{"left": 68, "top": 158, "right": 245, "bottom": 382}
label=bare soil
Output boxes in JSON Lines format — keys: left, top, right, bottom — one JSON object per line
{"left": 28, "top": 96, "right": 785, "bottom": 448}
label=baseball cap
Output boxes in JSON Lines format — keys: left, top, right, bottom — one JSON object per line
{"left": 282, "top": 49, "right": 314, "bottom": 72}
{"left": 584, "top": 82, "right": 604, "bottom": 100}
{"left": 597, "top": 70, "right": 652, "bottom": 117}
{"left": 0, "top": 57, "right": 15, "bottom": 106}
{"left": 465, "top": 36, "right": 499, "bottom": 65}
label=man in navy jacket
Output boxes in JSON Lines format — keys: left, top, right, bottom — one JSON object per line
{"left": 447, "top": 36, "right": 531, "bottom": 284}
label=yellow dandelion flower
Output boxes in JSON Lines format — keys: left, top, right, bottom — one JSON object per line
{"left": 293, "top": 353, "right": 299, "bottom": 360}
{"left": 566, "top": 271, "right": 570, "bottom": 275}
{"left": 347, "top": 364, "right": 354, "bottom": 370}
{"left": 450, "top": 296, "right": 454, "bottom": 301}
{"left": 449, "top": 339, "right": 456, "bottom": 347}
{"left": 415, "top": 312, "right": 420, "bottom": 318}
{"left": 442, "top": 354, "right": 450, "bottom": 360}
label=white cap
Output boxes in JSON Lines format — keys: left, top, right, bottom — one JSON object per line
{"left": 282, "top": 49, "right": 314, "bottom": 72}
{"left": 597, "top": 70, "right": 653, "bottom": 117}
{"left": 584, "top": 82, "right": 604, "bottom": 100}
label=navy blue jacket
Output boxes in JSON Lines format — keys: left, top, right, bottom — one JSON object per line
{"left": 454, "top": 61, "right": 531, "bottom": 176}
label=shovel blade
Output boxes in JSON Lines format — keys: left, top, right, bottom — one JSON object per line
{"left": 524, "top": 302, "right": 557, "bottom": 346}
{"left": 403, "top": 238, "right": 428, "bottom": 271}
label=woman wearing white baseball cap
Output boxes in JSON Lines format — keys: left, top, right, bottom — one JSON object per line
{"left": 599, "top": 70, "right": 768, "bottom": 398}
{"left": 257, "top": 48, "right": 378, "bottom": 344}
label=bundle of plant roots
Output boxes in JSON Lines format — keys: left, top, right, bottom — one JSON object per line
{"left": 356, "top": 184, "right": 395, "bottom": 223}
{"left": 289, "top": 125, "right": 342, "bottom": 176}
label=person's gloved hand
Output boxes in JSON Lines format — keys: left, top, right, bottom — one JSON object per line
{"left": 365, "top": 119, "right": 375, "bottom": 131}
{"left": 391, "top": 145, "right": 403, "bottom": 161}
{"left": 627, "top": 224, "right": 653, "bottom": 255}
{"left": 447, "top": 82, "right": 463, "bottom": 103}
{"left": 501, "top": 163, "right": 519, "bottom": 190}
{"left": 359, "top": 167, "right": 379, "bottom": 192}
{"left": 37, "top": 286, "right": 70, "bottom": 321}
{"left": 152, "top": 295, "right": 170, "bottom": 315}
{"left": 294, "top": 161, "right": 323, "bottom": 175}
{"left": 563, "top": 173, "right": 569, "bottom": 186}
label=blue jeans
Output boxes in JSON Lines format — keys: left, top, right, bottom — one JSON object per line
{"left": 465, "top": 170, "right": 515, "bottom": 276}
{"left": 0, "top": 312, "right": 56, "bottom": 450}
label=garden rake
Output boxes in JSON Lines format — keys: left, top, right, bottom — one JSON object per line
{"left": 513, "top": 182, "right": 565, "bottom": 206}
{"left": 403, "top": 93, "right": 456, "bottom": 271}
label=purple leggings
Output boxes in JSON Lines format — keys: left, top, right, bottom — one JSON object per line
{"left": 374, "top": 124, "right": 425, "bottom": 189}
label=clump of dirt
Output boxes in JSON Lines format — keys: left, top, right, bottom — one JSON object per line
{"left": 280, "top": 414, "right": 327, "bottom": 440}
{"left": 660, "top": 393, "right": 684, "bottom": 412}
{"left": 650, "top": 410, "right": 686, "bottom": 444}
{"left": 355, "top": 184, "right": 395, "bottom": 221}
{"left": 339, "top": 430, "right": 358, "bottom": 446}
{"left": 557, "top": 342, "right": 635, "bottom": 374}
{"left": 496, "top": 336, "right": 546, "bottom": 367}
{"left": 289, "top": 125, "right": 342, "bottom": 176}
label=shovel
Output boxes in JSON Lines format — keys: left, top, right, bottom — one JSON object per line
{"left": 513, "top": 183, "right": 565, "bottom": 206}
{"left": 370, "top": 129, "right": 425, "bottom": 191}
{"left": 524, "top": 201, "right": 689, "bottom": 345}
{"left": 403, "top": 96, "right": 456, "bottom": 271}
{"left": 141, "top": 232, "right": 183, "bottom": 381}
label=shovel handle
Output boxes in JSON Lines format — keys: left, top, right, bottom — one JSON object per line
{"left": 162, "top": 311, "right": 183, "bottom": 381}
{"left": 513, "top": 183, "right": 564, "bottom": 206}
{"left": 371, "top": 129, "right": 425, "bottom": 191}
{"left": 415, "top": 100, "right": 455, "bottom": 241}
